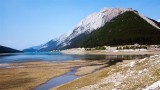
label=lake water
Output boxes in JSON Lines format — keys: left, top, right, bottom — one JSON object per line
{"left": 0, "top": 52, "right": 152, "bottom": 64}
{"left": 35, "top": 68, "right": 77, "bottom": 90}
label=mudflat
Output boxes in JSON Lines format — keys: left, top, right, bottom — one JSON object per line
{"left": 0, "top": 61, "right": 69, "bottom": 90}
{"left": 0, "top": 59, "right": 113, "bottom": 90}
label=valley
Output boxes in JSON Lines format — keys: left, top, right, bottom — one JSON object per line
{"left": 1, "top": 7, "right": 160, "bottom": 90}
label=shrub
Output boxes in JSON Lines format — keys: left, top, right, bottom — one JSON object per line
{"left": 95, "top": 46, "right": 106, "bottom": 50}
{"left": 85, "top": 48, "right": 91, "bottom": 51}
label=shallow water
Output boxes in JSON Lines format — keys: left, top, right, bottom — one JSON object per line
{"left": 0, "top": 52, "right": 152, "bottom": 64}
{"left": 35, "top": 68, "right": 77, "bottom": 90}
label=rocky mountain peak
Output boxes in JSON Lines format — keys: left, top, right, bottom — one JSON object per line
{"left": 24, "top": 8, "right": 160, "bottom": 51}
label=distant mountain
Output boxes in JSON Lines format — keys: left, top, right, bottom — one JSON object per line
{"left": 0, "top": 45, "right": 21, "bottom": 53}
{"left": 24, "top": 8, "right": 160, "bottom": 52}
{"left": 23, "top": 32, "right": 71, "bottom": 52}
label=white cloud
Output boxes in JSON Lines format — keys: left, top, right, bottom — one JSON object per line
{"left": 157, "top": 19, "right": 160, "bottom": 22}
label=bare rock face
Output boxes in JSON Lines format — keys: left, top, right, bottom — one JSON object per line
{"left": 59, "top": 8, "right": 134, "bottom": 47}
{"left": 24, "top": 8, "right": 160, "bottom": 51}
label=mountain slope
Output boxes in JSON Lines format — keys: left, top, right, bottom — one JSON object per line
{"left": 24, "top": 8, "right": 134, "bottom": 51}
{"left": 59, "top": 8, "right": 133, "bottom": 46}
{"left": 77, "top": 11, "right": 160, "bottom": 48}
{"left": 149, "top": 18, "right": 160, "bottom": 28}
{"left": 0, "top": 45, "right": 21, "bottom": 53}
{"left": 23, "top": 40, "right": 58, "bottom": 52}
{"left": 23, "top": 31, "right": 72, "bottom": 52}
{"left": 24, "top": 8, "right": 160, "bottom": 51}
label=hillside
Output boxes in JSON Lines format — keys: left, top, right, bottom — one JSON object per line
{"left": 23, "top": 8, "right": 160, "bottom": 51}
{"left": 0, "top": 45, "right": 21, "bottom": 53}
{"left": 23, "top": 40, "right": 58, "bottom": 52}
{"left": 23, "top": 8, "right": 135, "bottom": 51}
{"left": 75, "top": 11, "right": 160, "bottom": 48}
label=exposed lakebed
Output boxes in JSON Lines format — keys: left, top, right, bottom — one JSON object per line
{"left": 0, "top": 52, "right": 153, "bottom": 90}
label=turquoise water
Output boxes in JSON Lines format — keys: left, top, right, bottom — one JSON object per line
{"left": 0, "top": 52, "right": 151, "bottom": 64}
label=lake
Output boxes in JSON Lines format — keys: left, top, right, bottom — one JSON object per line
{"left": 0, "top": 52, "right": 151, "bottom": 64}
{"left": 0, "top": 52, "right": 153, "bottom": 90}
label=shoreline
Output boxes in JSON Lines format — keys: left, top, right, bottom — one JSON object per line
{"left": 61, "top": 49, "right": 160, "bottom": 55}
{"left": 0, "top": 51, "right": 159, "bottom": 90}
{"left": 34, "top": 67, "right": 78, "bottom": 90}
{"left": 0, "top": 59, "right": 115, "bottom": 90}
{"left": 52, "top": 55, "right": 160, "bottom": 90}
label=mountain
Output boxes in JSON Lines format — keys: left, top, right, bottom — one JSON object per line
{"left": 0, "top": 45, "right": 21, "bottom": 53}
{"left": 24, "top": 8, "right": 160, "bottom": 52}
{"left": 149, "top": 18, "right": 160, "bottom": 28}
{"left": 23, "top": 32, "right": 71, "bottom": 52}
{"left": 77, "top": 11, "right": 160, "bottom": 47}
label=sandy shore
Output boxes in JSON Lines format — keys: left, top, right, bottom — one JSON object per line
{"left": 0, "top": 59, "right": 116, "bottom": 90}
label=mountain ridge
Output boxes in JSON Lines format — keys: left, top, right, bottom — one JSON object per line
{"left": 77, "top": 11, "right": 160, "bottom": 48}
{"left": 0, "top": 45, "right": 21, "bottom": 53}
{"left": 23, "top": 8, "right": 160, "bottom": 52}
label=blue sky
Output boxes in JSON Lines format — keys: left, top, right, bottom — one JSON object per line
{"left": 0, "top": 0, "right": 160, "bottom": 50}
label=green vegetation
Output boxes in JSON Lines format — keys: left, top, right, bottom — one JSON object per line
{"left": 74, "top": 11, "right": 160, "bottom": 48}
{"left": 85, "top": 48, "right": 92, "bottom": 51}
{"left": 117, "top": 45, "right": 147, "bottom": 50}
{"left": 95, "top": 46, "right": 106, "bottom": 50}
{"left": 84, "top": 46, "right": 106, "bottom": 51}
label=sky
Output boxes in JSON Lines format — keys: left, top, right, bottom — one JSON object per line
{"left": 0, "top": 0, "right": 160, "bottom": 50}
